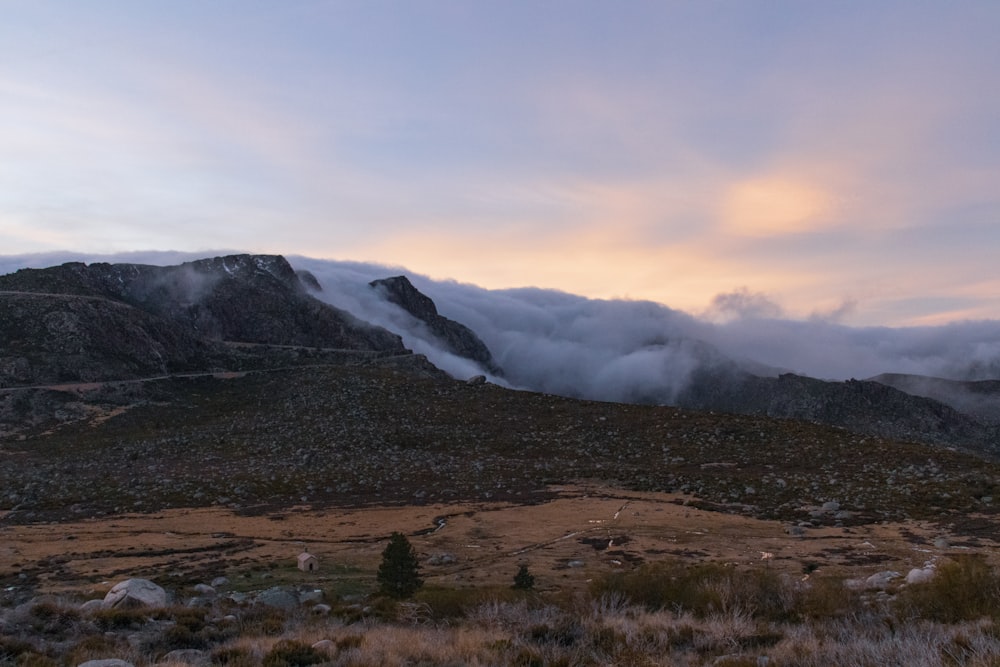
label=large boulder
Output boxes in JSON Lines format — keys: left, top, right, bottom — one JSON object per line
{"left": 255, "top": 586, "right": 299, "bottom": 611}
{"left": 103, "top": 578, "right": 168, "bottom": 609}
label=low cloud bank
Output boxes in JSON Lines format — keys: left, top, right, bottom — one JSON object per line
{"left": 2, "top": 253, "right": 998, "bottom": 404}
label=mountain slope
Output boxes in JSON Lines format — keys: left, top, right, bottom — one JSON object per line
{"left": 0, "top": 254, "right": 407, "bottom": 387}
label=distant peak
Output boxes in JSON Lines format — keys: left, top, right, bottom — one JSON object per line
{"left": 370, "top": 275, "right": 438, "bottom": 319}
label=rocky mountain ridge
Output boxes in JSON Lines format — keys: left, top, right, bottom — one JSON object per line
{"left": 0, "top": 255, "right": 407, "bottom": 387}
{"left": 0, "top": 253, "right": 997, "bottom": 457}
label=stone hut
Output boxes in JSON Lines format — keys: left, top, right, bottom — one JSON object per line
{"left": 297, "top": 552, "right": 318, "bottom": 572}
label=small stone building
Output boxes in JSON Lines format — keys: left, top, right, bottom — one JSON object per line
{"left": 297, "top": 552, "right": 318, "bottom": 572}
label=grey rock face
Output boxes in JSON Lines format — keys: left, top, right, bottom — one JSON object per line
{"left": 370, "top": 275, "right": 502, "bottom": 375}
{"left": 0, "top": 254, "right": 407, "bottom": 388}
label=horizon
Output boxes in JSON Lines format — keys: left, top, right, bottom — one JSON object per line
{"left": 3, "top": 3, "right": 999, "bottom": 327}
{"left": 3, "top": 249, "right": 999, "bottom": 385}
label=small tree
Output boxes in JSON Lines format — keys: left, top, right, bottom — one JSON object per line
{"left": 513, "top": 563, "right": 535, "bottom": 590}
{"left": 377, "top": 532, "right": 423, "bottom": 599}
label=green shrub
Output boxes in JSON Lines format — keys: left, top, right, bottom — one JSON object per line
{"left": 0, "top": 637, "right": 35, "bottom": 662}
{"left": 238, "top": 606, "right": 287, "bottom": 635}
{"left": 67, "top": 635, "right": 130, "bottom": 665}
{"left": 211, "top": 645, "right": 257, "bottom": 667}
{"left": 413, "top": 585, "right": 519, "bottom": 620}
{"left": 895, "top": 555, "right": 1000, "bottom": 622}
{"left": 261, "top": 639, "right": 325, "bottom": 667}
{"left": 513, "top": 564, "right": 535, "bottom": 591}
{"left": 92, "top": 606, "right": 149, "bottom": 630}
{"left": 589, "top": 560, "right": 793, "bottom": 620}
{"left": 795, "top": 574, "right": 859, "bottom": 619}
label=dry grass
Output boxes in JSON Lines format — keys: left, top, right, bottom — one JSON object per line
{"left": 4, "top": 572, "right": 1000, "bottom": 666}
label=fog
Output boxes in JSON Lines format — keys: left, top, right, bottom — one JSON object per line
{"left": 3, "top": 252, "right": 999, "bottom": 405}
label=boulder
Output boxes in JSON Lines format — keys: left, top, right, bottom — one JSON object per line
{"left": 906, "top": 566, "right": 936, "bottom": 585}
{"left": 103, "top": 578, "right": 168, "bottom": 609}
{"left": 255, "top": 586, "right": 299, "bottom": 611}
{"left": 864, "top": 571, "right": 901, "bottom": 589}
{"left": 80, "top": 599, "right": 107, "bottom": 613}
{"left": 77, "top": 660, "right": 135, "bottom": 667}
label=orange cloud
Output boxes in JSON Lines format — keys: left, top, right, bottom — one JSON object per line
{"left": 721, "top": 176, "right": 836, "bottom": 236}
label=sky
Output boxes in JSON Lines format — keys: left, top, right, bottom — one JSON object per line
{"left": 2, "top": 1, "right": 999, "bottom": 327}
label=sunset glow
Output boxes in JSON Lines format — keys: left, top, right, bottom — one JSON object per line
{"left": 1, "top": 2, "right": 998, "bottom": 326}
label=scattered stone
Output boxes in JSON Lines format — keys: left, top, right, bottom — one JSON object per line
{"left": 192, "top": 584, "right": 216, "bottom": 597}
{"left": 311, "top": 603, "right": 332, "bottom": 615}
{"left": 467, "top": 375, "right": 487, "bottom": 386}
{"left": 426, "top": 553, "right": 457, "bottom": 566}
{"left": 821, "top": 501, "right": 841, "bottom": 512}
{"left": 865, "top": 571, "right": 901, "bottom": 589}
{"left": 160, "top": 649, "right": 210, "bottom": 666}
{"left": 77, "top": 660, "right": 134, "bottom": 667}
{"left": 298, "top": 589, "right": 324, "bottom": 604}
{"left": 80, "top": 599, "right": 106, "bottom": 612}
{"left": 255, "top": 586, "right": 299, "bottom": 611}
{"left": 210, "top": 577, "right": 230, "bottom": 588}
{"left": 906, "top": 566, "right": 936, "bottom": 584}
{"left": 103, "top": 579, "right": 168, "bottom": 609}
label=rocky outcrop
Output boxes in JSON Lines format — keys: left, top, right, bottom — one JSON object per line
{"left": 370, "top": 275, "right": 502, "bottom": 375}
{"left": 0, "top": 254, "right": 407, "bottom": 387}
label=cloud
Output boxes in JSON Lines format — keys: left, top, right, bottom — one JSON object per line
{"left": 706, "top": 288, "right": 784, "bottom": 322}
{"left": 720, "top": 176, "right": 837, "bottom": 236}
{"left": 2, "top": 252, "right": 1000, "bottom": 403}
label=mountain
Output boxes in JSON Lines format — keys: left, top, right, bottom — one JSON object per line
{"left": 1, "top": 253, "right": 997, "bottom": 458}
{"left": 0, "top": 254, "right": 408, "bottom": 387}
{"left": 870, "top": 373, "right": 1000, "bottom": 426}
{"left": 370, "top": 275, "right": 503, "bottom": 376}
{"left": 677, "top": 368, "right": 998, "bottom": 456}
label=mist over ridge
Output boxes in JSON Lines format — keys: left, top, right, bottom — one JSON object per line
{"left": 2, "top": 251, "right": 998, "bottom": 406}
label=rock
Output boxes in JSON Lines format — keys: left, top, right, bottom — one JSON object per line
{"left": 426, "top": 553, "right": 457, "bottom": 566}
{"left": 821, "top": 501, "right": 841, "bottom": 512}
{"left": 906, "top": 566, "right": 936, "bottom": 584}
{"left": 103, "top": 578, "right": 168, "bottom": 609}
{"left": 77, "top": 660, "right": 135, "bottom": 667}
{"left": 467, "top": 375, "right": 487, "bottom": 386}
{"left": 255, "top": 586, "right": 299, "bottom": 611}
{"left": 311, "top": 603, "right": 332, "bottom": 616}
{"left": 160, "top": 649, "right": 209, "bottom": 666}
{"left": 80, "top": 599, "right": 107, "bottom": 612}
{"left": 370, "top": 275, "right": 503, "bottom": 375}
{"left": 298, "top": 589, "right": 324, "bottom": 604}
{"left": 210, "top": 577, "right": 230, "bottom": 588}
{"left": 864, "top": 571, "right": 901, "bottom": 589}
{"left": 192, "top": 584, "right": 216, "bottom": 597}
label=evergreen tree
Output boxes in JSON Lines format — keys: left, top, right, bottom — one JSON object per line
{"left": 513, "top": 563, "right": 535, "bottom": 590}
{"left": 377, "top": 532, "right": 423, "bottom": 598}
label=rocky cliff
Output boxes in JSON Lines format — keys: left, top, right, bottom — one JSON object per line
{"left": 370, "top": 275, "right": 503, "bottom": 376}
{"left": 0, "top": 254, "right": 407, "bottom": 387}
